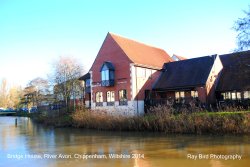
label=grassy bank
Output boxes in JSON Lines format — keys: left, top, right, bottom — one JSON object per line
{"left": 32, "top": 106, "right": 250, "bottom": 134}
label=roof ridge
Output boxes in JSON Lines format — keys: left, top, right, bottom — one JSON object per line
{"left": 165, "top": 55, "right": 216, "bottom": 65}
{"left": 108, "top": 32, "right": 166, "bottom": 51}
{"left": 107, "top": 32, "right": 134, "bottom": 64}
{"left": 219, "top": 50, "right": 250, "bottom": 57}
{"left": 108, "top": 32, "right": 172, "bottom": 68}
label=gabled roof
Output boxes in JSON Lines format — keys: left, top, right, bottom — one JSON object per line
{"left": 216, "top": 50, "right": 250, "bottom": 91}
{"left": 109, "top": 33, "right": 172, "bottom": 68}
{"left": 79, "top": 73, "right": 90, "bottom": 81}
{"left": 220, "top": 50, "right": 250, "bottom": 67}
{"left": 153, "top": 55, "right": 217, "bottom": 90}
{"left": 100, "top": 61, "right": 115, "bottom": 71}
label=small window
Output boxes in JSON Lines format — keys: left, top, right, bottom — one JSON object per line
{"left": 191, "top": 91, "right": 198, "bottom": 98}
{"left": 244, "top": 91, "right": 250, "bottom": 99}
{"left": 180, "top": 92, "right": 185, "bottom": 98}
{"left": 175, "top": 92, "right": 180, "bottom": 99}
{"left": 221, "top": 93, "right": 225, "bottom": 99}
{"left": 107, "top": 91, "right": 115, "bottom": 106}
{"left": 119, "top": 90, "right": 127, "bottom": 106}
{"left": 231, "top": 92, "right": 236, "bottom": 100}
{"left": 236, "top": 92, "right": 241, "bottom": 99}
{"left": 175, "top": 91, "right": 185, "bottom": 103}
{"left": 224, "top": 92, "right": 231, "bottom": 100}
{"left": 95, "top": 92, "right": 103, "bottom": 106}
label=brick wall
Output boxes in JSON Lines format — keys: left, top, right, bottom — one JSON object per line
{"left": 90, "top": 33, "right": 132, "bottom": 104}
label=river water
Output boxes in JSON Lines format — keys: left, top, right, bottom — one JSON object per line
{"left": 0, "top": 117, "right": 249, "bottom": 167}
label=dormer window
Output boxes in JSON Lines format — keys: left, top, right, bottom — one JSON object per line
{"left": 100, "top": 62, "right": 115, "bottom": 87}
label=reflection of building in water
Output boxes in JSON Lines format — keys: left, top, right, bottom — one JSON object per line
{"left": 1, "top": 117, "right": 250, "bottom": 167}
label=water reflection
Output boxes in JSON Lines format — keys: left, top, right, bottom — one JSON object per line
{"left": 0, "top": 117, "right": 249, "bottom": 167}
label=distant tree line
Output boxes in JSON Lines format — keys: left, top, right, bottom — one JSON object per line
{"left": 0, "top": 79, "right": 23, "bottom": 109}
{"left": 0, "top": 56, "right": 84, "bottom": 112}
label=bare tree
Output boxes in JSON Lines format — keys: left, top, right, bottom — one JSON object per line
{"left": 26, "top": 77, "right": 51, "bottom": 107}
{"left": 234, "top": 6, "right": 250, "bottom": 51}
{"left": 51, "top": 56, "right": 84, "bottom": 112}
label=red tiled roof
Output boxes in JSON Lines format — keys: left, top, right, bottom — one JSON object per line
{"left": 109, "top": 33, "right": 172, "bottom": 68}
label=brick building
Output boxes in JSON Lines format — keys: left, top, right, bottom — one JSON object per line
{"left": 80, "top": 33, "right": 250, "bottom": 114}
{"left": 151, "top": 55, "right": 223, "bottom": 106}
{"left": 216, "top": 50, "right": 250, "bottom": 102}
{"left": 80, "top": 32, "right": 172, "bottom": 115}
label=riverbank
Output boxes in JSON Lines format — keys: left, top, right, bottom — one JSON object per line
{"left": 31, "top": 106, "right": 250, "bottom": 134}
{"left": 2, "top": 116, "right": 249, "bottom": 167}
{"left": 0, "top": 112, "right": 16, "bottom": 116}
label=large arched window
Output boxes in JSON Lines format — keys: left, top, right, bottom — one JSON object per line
{"left": 100, "top": 62, "right": 115, "bottom": 86}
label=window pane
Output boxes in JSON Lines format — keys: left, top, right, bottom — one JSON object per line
{"left": 96, "top": 92, "right": 99, "bottom": 102}
{"left": 96, "top": 92, "right": 103, "bottom": 102}
{"left": 101, "top": 71, "right": 105, "bottom": 81}
{"left": 107, "top": 91, "right": 110, "bottom": 102}
{"left": 101, "top": 70, "right": 110, "bottom": 81}
{"left": 105, "top": 70, "right": 109, "bottom": 80}
{"left": 119, "top": 90, "right": 127, "bottom": 101}
{"left": 175, "top": 92, "right": 179, "bottom": 99}
{"left": 225, "top": 92, "right": 230, "bottom": 99}
{"left": 191, "top": 91, "right": 198, "bottom": 98}
{"left": 119, "top": 90, "right": 127, "bottom": 105}
{"left": 232, "top": 92, "right": 236, "bottom": 100}
{"left": 180, "top": 92, "right": 185, "bottom": 98}
{"left": 100, "top": 92, "right": 103, "bottom": 102}
{"left": 106, "top": 91, "right": 114, "bottom": 102}
{"left": 244, "top": 91, "right": 250, "bottom": 99}
{"left": 119, "top": 90, "right": 122, "bottom": 100}
{"left": 221, "top": 93, "right": 225, "bottom": 100}
{"left": 237, "top": 92, "right": 241, "bottom": 99}
{"left": 111, "top": 91, "right": 115, "bottom": 102}
{"left": 124, "top": 90, "right": 127, "bottom": 99}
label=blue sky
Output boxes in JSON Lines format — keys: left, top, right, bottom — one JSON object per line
{"left": 0, "top": 0, "right": 249, "bottom": 87}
